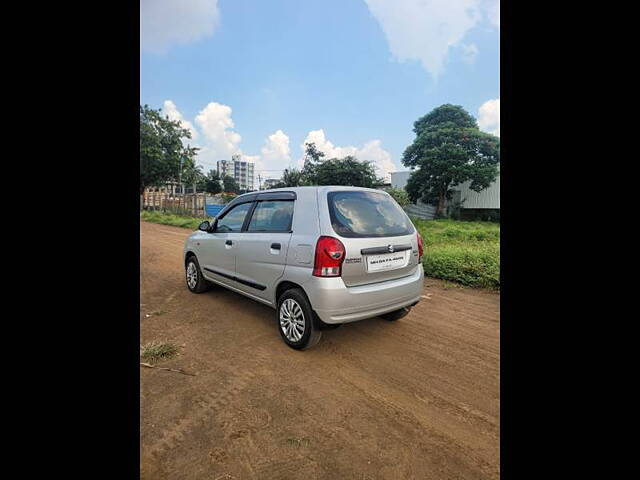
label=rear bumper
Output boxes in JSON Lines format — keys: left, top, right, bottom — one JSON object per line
{"left": 304, "top": 265, "right": 424, "bottom": 324}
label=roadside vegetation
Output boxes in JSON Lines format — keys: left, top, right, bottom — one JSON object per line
{"left": 141, "top": 210, "right": 203, "bottom": 230}
{"left": 413, "top": 218, "right": 499, "bottom": 289}
{"left": 140, "top": 341, "right": 179, "bottom": 364}
{"left": 141, "top": 211, "right": 499, "bottom": 290}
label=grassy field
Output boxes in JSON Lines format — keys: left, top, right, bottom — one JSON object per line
{"left": 141, "top": 211, "right": 499, "bottom": 289}
{"left": 412, "top": 218, "right": 499, "bottom": 289}
{"left": 141, "top": 210, "right": 204, "bottom": 230}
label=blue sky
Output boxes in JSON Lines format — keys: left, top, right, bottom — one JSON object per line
{"left": 140, "top": 0, "right": 500, "bottom": 182}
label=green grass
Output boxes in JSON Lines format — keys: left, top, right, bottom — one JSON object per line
{"left": 141, "top": 210, "right": 204, "bottom": 230}
{"left": 141, "top": 211, "right": 499, "bottom": 290}
{"left": 412, "top": 218, "right": 500, "bottom": 290}
{"left": 140, "top": 341, "right": 179, "bottom": 364}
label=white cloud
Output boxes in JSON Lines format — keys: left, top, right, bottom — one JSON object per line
{"left": 259, "top": 130, "right": 292, "bottom": 178}
{"left": 140, "top": 0, "right": 220, "bottom": 54}
{"left": 364, "top": 0, "right": 499, "bottom": 78}
{"left": 478, "top": 98, "right": 500, "bottom": 136}
{"left": 300, "top": 129, "right": 358, "bottom": 162}
{"left": 194, "top": 102, "right": 243, "bottom": 165}
{"left": 163, "top": 100, "right": 198, "bottom": 141}
{"left": 357, "top": 140, "right": 398, "bottom": 183}
{"left": 300, "top": 129, "right": 398, "bottom": 183}
{"left": 364, "top": 0, "right": 482, "bottom": 78}
{"left": 158, "top": 101, "right": 400, "bottom": 185}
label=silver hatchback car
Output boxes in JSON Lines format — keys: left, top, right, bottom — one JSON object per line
{"left": 184, "top": 186, "right": 425, "bottom": 349}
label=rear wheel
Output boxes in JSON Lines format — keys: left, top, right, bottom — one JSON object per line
{"left": 185, "top": 256, "right": 210, "bottom": 293}
{"left": 277, "top": 289, "right": 322, "bottom": 350}
{"left": 380, "top": 306, "right": 411, "bottom": 321}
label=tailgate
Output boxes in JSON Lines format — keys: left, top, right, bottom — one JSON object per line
{"left": 340, "top": 234, "right": 420, "bottom": 287}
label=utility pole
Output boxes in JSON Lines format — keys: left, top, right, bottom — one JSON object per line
{"left": 258, "top": 173, "right": 263, "bottom": 190}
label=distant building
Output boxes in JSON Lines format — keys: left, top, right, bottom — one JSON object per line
{"left": 217, "top": 154, "right": 255, "bottom": 191}
{"left": 263, "top": 178, "right": 280, "bottom": 189}
{"left": 391, "top": 169, "right": 500, "bottom": 220}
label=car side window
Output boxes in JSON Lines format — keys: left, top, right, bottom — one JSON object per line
{"left": 216, "top": 202, "right": 252, "bottom": 232}
{"left": 247, "top": 200, "right": 294, "bottom": 232}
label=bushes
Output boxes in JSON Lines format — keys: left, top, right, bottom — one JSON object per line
{"left": 413, "top": 218, "right": 500, "bottom": 289}
{"left": 140, "top": 210, "right": 203, "bottom": 230}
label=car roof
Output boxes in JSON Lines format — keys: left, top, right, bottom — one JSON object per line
{"left": 246, "top": 185, "right": 387, "bottom": 195}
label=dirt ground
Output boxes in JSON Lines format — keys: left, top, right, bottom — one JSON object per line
{"left": 140, "top": 221, "right": 500, "bottom": 479}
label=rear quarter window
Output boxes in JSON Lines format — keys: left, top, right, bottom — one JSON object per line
{"left": 327, "top": 191, "right": 414, "bottom": 238}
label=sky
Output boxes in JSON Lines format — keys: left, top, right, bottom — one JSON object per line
{"left": 140, "top": 0, "right": 500, "bottom": 183}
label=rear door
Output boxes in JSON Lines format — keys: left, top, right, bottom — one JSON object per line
{"left": 234, "top": 193, "right": 296, "bottom": 303}
{"left": 324, "top": 190, "right": 420, "bottom": 287}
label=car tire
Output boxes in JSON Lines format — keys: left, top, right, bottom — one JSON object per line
{"left": 185, "top": 255, "right": 210, "bottom": 293}
{"left": 380, "top": 306, "right": 411, "bottom": 321}
{"left": 277, "top": 288, "right": 322, "bottom": 350}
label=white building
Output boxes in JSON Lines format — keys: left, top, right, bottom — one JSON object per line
{"left": 217, "top": 154, "right": 255, "bottom": 191}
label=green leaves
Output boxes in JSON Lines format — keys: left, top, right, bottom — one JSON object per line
{"left": 299, "top": 143, "right": 384, "bottom": 188}
{"left": 401, "top": 104, "right": 500, "bottom": 214}
{"left": 204, "top": 169, "right": 223, "bottom": 194}
{"left": 140, "top": 104, "right": 199, "bottom": 193}
{"left": 385, "top": 187, "right": 411, "bottom": 206}
{"left": 222, "top": 175, "right": 240, "bottom": 194}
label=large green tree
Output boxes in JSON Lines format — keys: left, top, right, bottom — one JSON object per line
{"left": 402, "top": 104, "right": 500, "bottom": 217}
{"left": 300, "top": 143, "right": 383, "bottom": 187}
{"left": 204, "top": 169, "right": 223, "bottom": 194}
{"left": 222, "top": 175, "right": 240, "bottom": 194}
{"left": 312, "top": 156, "right": 383, "bottom": 187}
{"left": 300, "top": 142, "right": 325, "bottom": 183}
{"left": 139, "top": 104, "right": 198, "bottom": 194}
{"left": 275, "top": 168, "right": 304, "bottom": 187}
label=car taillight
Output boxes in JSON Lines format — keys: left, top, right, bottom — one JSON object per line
{"left": 417, "top": 232, "right": 424, "bottom": 259}
{"left": 313, "top": 236, "right": 346, "bottom": 277}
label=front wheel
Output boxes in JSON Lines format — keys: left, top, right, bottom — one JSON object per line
{"left": 277, "top": 289, "right": 322, "bottom": 350}
{"left": 380, "top": 306, "right": 411, "bottom": 321}
{"left": 185, "top": 256, "right": 210, "bottom": 293}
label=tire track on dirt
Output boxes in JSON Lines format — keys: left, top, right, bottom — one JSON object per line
{"left": 144, "top": 347, "right": 271, "bottom": 461}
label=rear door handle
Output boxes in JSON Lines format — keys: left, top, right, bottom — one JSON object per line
{"left": 270, "top": 243, "right": 281, "bottom": 250}
{"left": 225, "top": 240, "right": 233, "bottom": 246}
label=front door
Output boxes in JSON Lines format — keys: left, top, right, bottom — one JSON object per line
{"left": 199, "top": 201, "right": 254, "bottom": 285}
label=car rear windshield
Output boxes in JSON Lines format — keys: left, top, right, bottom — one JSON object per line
{"left": 327, "top": 191, "right": 415, "bottom": 238}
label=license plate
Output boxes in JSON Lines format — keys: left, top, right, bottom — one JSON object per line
{"left": 366, "top": 250, "right": 409, "bottom": 273}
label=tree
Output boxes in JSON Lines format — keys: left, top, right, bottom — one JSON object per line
{"left": 139, "top": 104, "right": 197, "bottom": 194}
{"left": 402, "top": 104, "right": 500, "bottom": 217}
{"left": 277, "top": 168, "right": 304, "bottom": 187}
{"left": 385, "top": 187, "right": 410, "bottom": 207}
{"left": 311, "top": 156, "right": 383, "bottom": 187}
{"left": 222, "top": 175, "right": 240, "bottom": 194}
{"left": 180, "top": 158, "right": 206, "bottom": 191}
{"left": 300, "top": 143, "right": 383, "bottom": 187}
{"left": 203, "top": 169, "right": 223, "bottom": 194}
{"left": 300, "top": 142, "right": 325, "bottom": 183}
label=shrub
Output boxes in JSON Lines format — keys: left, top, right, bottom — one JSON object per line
{"left": 412, "top": 218, "right": 499, "bottom": 289}
{"left": 384, "top": 187, "right": 411, "bottom": 207}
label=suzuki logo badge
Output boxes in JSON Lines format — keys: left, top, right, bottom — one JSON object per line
{"left": 388, "top": 245, "right": 394, "bottom": 253}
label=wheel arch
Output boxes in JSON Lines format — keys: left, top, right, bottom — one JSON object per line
{"left": 184, "top": 250, "right": 197, "bottom": 266}
{"left": 275, "top": 280, "right": 309, "bottom": 306}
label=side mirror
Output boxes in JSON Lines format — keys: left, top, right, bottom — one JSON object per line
{"left": 198, "top": 220, "right": 211, "bottom": 232}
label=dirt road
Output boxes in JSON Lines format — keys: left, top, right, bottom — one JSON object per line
{"left": 140, "top": 221, "right": 500, "bottom": 479}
